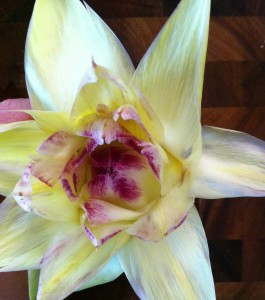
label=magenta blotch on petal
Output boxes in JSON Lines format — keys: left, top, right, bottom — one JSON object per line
{"left": 13, "top": 164, "right": 32, "bottom": 212}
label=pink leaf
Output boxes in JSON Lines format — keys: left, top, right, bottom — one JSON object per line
{"left": 0, "top": 99, "right": 33, "bottom": 124}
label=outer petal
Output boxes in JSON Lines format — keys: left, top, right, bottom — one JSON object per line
{"left": 0, "top": 196, "right": 59, "bottom": 271}
{"left": 131, "top": 0, "right": 210, "bottom": 168}
{"left": 38, "top": 226, "right": 129, "bottom": 300}
{"left": 27, "top": 111, "right": 72, "bottom": 133}
{"left": 0, "top": 122, "right": 49, "bottom": 196}
{"left": 0, "top": 120, "right": 33, "bottom": 133}
{"left": 0, "top": 161, "right": 26, "bottom": 197}
{"left": 25, "top": 0, "right": 134, "bottom": 112}
{"left": 118, "top": 206, "right": 215, "bottom": 300}
{"left": 77, "top": 254, "right": 123, "bottom": 291}
{"left": 191, "top": 126, "right": 265, "bottom": 198}
{"left": 0, "top": 99, "right": 32, "bottom": 123}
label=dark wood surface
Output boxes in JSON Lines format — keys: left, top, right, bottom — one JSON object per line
{"left": 0, "top": 0, "right": 265, "bottom": 299}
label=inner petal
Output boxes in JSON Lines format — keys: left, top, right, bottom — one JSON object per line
{"left": 88, "top": 145, "right": 146, "bottom": 203}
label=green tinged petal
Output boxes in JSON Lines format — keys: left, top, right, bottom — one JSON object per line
{"left": 28, "top": 269, "right": 40, "bottom": 300}
{"left": 191, "top": 126, "right": 265, "bottom": 198}
{"left": 25, "top": 0, "right": 134, "bottom": 112}
{"left": 119, "top": 206, "right": 215, "bottom": 300}
{"left": 77, "top": 255, "right": 123, "bottom": 291}
{"left": 131, "top": 0, "right": 210, "bottom": 168}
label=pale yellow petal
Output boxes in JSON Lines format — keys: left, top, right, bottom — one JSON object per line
{"left": 38, "top": 227, "right": 129, "bottom": 300}
{"left": 131, "top": 0, "right": 210, "bottom": 168}
{"left": 71, "top": 66, "right": 128, "bottom": 123}
{"left": 191, "top": 126, "right": 265, "bottom": 198}
{"left": 31, "top": 178, "right": 79, "bottom": 222}
{"left": 0, "top": 196, "right": 59, "bottom": 271}
{"left": 0, "top": 122, "right": 49, "bottom": 196}
{"left": 27, "top": 111, "right": 72, "bottom": 133}
{"left": 0, "top": 161, "right": 25, "bottom": 197}
{"left": 25, "top": 0, "right": 134, "bottom": 112}
{"left": 127, "top": 172, "right": 194, "bottom": 241}
{"left": 119, "top": 206, "right": 215, "bottom": 299}
{"left": 0, "top": 120, "right": 33, "bottom": 133}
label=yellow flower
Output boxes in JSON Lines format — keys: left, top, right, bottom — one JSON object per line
{"left": 0, "top": 0, "right": 264, "bottom": 299}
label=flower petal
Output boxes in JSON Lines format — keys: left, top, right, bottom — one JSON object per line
{"left": 0, "top": 196, "right": 59, "bottom": 271}
{"left": 31, "top": 131, "right": 84, "bottom": 187}
{"left": 0, "top": 161, "right": 26, "bottom": 197}
{"left": 25, "top": 0, "right": 134, "bottom": 112}
{"left": 118, "top": 206, "right": 215, "bottom": 299}
{"left": 0, "top": 120, "right": 34, "bottom": 133}
{"left": 0, "top": 122, "right": 49, "bottom": 196}
{"left": 191, "top": 126, "right": 265, "bottom": 198}
{"left": 84, "top": 199, "right": 141, "bottom": 226}
{"left": 71, "top": 66, "right": 128, "bottom": 123}
{"left": 0, "top": 99, "right": 32, "bottom": 123}
{"left": 77, "top": 254, "right": 123, "bottom": 290}
{"left": 28, "top": 111, "right": 72, "bottom": 133}
{"left": 131, "top": 0, "right": 210, "bottom": 168}
{"left": 127, "top": 173, "right": 194, "bottom": 241}
{"left": 31, "top": 179, "right": 79, "bottom": 222}
{"left": 38, "top": 226, "right": 129, "bottom": 300}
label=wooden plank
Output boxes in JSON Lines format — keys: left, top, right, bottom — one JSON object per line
{"left": 164, "top": 0, "right": 265, "bottom": 17}
{"left": 215, "top": 282, "right": 265, "bottom": 300}
{"left": 106, "top": 17, "right": 265, "bottom": 65}
{"left": 201, "top": 107, "right": 265, "bottom": 138}
{"left": 243, "top": 240, "right": 265, "bottom": 281}
{"left": 0, "top": 271, "right": 28, "bottom": 299}
{"left": 87, "top": 0, "right": 163, "bottom": 18}
{"left": 203, "top": 62, "right": 265, "bottom": 107}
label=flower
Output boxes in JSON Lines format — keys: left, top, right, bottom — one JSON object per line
{"left": 0, "top": 0, "right": 264, "bottom": 299}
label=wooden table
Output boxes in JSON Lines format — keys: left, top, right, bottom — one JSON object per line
{"left": 0, "top": 1, "right": 264, "bottom": 299}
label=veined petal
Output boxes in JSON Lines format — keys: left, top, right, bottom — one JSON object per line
{"left": 0, "top": 196, "right": 59, "bottom": 271}
{"left": 25, "top": 0, "right": 134, "bottom": 112}
{"left": 0, "top": 161, "right": 26, "bottom": 197}
{"left": 31, "top": 131, "right": 84, "bottom": 186}
{"left": 0, "top": 122, "right": 48, "bottom": 162}
{"left": 31, "top": 178, "right": 79, "bottom": 222}
{"left": 84, "top": 199, "right": 141, "bottom": 226}
{"left": 77, "top": 254, "right": 123, "bottom": 290}
{"left": 0, "top": 99, "right": 32, "bottom": 123}
{"left": 191, "top": 126, "right": 265, "bottom": 198}
{"left": 0, "top": 122, "right": 49, "bottom": 196}
{"left": 71, "top": 66, "right": 128, "bottom": 123}
{"left": 118, "top": 206, "right": 215, "bottom": 300}
{"left": 131, "top": 0, "right": 210, "bottom": 168}
{"left": 127, "top": 173, "right": 194, "bottom": 241}
{"left": 28, "top": 111, "right": 72, "bottom": 133}
{"left": 38, "top": 226, "right": 129, "bottom": 300}
{"left": 0, "top": 120, "right": 34, "bottom": 133}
